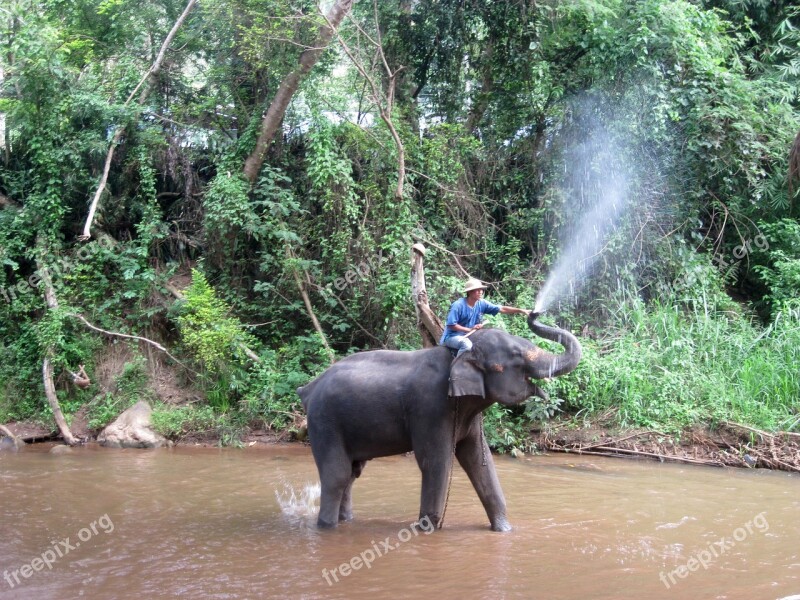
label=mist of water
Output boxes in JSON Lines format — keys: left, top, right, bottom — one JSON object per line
{"left": 275, "top": 482, "right": 320, "bottom": 517}
{"left": 534, "top": 131, "right": 632, "bottom": 313}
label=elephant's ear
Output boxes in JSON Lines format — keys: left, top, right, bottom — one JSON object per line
{"left": 448, "top": 355, "right": 485, "bottom": 398}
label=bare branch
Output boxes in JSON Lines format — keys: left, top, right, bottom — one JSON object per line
{"left": 67, "top": 312, "right": 196, "bottom": 371}
{"left": 309, "top": 282, "right": 385, "bottom": 347}
{"left": 328, "top": 11, "right": 406, "bottom": 199}
{"left": 81, "top": 0, "right": 198, "bottom": 241}
{"left": 285, "top": 246, "right": 336, "bottom": 364}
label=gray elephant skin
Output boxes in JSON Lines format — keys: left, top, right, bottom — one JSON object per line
{"left": 297, "top": 312, "right": 582, "bottom": 531}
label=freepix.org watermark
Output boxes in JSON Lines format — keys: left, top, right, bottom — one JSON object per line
{"left": 659, "top": 511, "right": 769, "bottom": 589}
{"left": 3, "top": 514, "right": 115, "bottom": 589}
{"left": 322, "top": 226, "right": 428, "bottom": 293}
{"left": 321, "top": 516, "right": 435, "bottom": 586}
{"left": 672, "top": 233, "right": 769, "bottom": 294}
{"left": 1, "top": 238, "right": 114, "bottom": 305}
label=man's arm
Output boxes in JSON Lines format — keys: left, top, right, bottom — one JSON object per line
{"left": 470, "top": 303, "right": 530, "bottom": 331}
{"left": 445, "top": 300, "right": 472, "bottom": 333}
{"left": 499, "top": 306, "right": 531, "bottom": 316}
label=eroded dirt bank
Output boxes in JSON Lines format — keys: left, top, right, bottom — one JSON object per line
{"left": 530, "top": 421, "right": 800, "bottom": 472}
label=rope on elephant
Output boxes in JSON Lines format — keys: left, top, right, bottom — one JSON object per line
{"left": 438, "top": 399, "right": 460, "bottom": 529}
{"left": 480, "top": 412, "right": 487, "bottom": 466}
{"left": 439, "top": 406, "right": 490, "bottom": 529}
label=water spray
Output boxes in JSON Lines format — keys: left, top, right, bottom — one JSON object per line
{"left": 533, "top": 130, "right": 631, "bottom": 313}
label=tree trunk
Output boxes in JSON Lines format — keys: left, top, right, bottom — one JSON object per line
{"left": 243, "top": 0, "right": 355, "bottom": 184}
{"left": 36, "top": 241, "right": 79, "bottom": 445}
{"left": 43, "top": 357, "right": 79, "bottom": 445}
{"left": 465, "top": 41, "right": 494, "bottom": 132}
{"left": 0, "top": 424, "right": 24, "bottom": 449}
{"left": 411, "top": 243, "right": 443, "bottom": 347}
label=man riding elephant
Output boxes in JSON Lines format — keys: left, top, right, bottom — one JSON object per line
{"left": 440, "top": 278, "right": 531, "bottom": 357}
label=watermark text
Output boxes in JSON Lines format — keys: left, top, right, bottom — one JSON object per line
{"left": 321, "top": 516, "right": 434, "bottom": 585}
{"left": 659, "top": 511, "right": 768, "bottom": 589}
{"left": 3, "top": 514, "right": 115, "bottom": 589}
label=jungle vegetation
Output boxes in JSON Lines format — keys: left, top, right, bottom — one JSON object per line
{"left": 0, "top": 0, "right": 798, "bottom": 448}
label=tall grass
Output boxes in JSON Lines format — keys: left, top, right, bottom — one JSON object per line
{"left": 554, "top": 297, "right": 800, "bottom": 432}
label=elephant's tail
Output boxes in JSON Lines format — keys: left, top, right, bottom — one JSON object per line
{"left": 296, "top": 385, "right": 308, "bottom": 410}
{"left": 297, "top": 371, "right": 326, "bottom": 411}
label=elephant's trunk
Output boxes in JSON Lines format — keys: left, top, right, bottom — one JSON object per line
{"left": 527, "top": 312, "right": 582, "bottom": 378}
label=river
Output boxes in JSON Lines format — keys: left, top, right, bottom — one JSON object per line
{"left": 1, "top": 444, "right": 798, "bottom": 599}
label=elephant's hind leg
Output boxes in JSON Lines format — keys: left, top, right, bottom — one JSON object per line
{"left": 315, "top": 447, "right": 353, "bottom": 529}
{"left": 339, "top": 460, "right": 366, "bottom": 522}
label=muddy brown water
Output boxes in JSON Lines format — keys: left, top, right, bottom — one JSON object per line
{"left": 1, "top": 444, "right": 798, "bottom": 600}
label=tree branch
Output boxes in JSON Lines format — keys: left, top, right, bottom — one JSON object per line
{"left": 330, "top": 4, "right": 406, "bottom": 199}
{"left": 0, "top": 424, "right": 24, "bottom": 448}
{"left": 286, "top": 246, "right": 335, "bottom": 364}
{"left": 310, "top": 282, "right": 385, "bottom": 347}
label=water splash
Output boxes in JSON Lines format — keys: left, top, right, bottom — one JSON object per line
{"left": 534, "top": 130, "right": 631, "bottom": 313}
{"left": 275, "top": 482, "right": 320, "bottom": 517}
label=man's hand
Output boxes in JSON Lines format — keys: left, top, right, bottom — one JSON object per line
{"left": 472, "top": 324, "right": 484, "bottom": 330}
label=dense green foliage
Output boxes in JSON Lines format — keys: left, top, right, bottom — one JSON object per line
{"left": 1, "top": 0, "right": 798, "bottom": 446}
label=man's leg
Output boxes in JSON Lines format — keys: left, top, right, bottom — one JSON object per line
{"left": 443, "top": 335, "right": 473, "bottom": 357}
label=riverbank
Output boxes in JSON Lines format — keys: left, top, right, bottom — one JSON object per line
{"left": 4, "top": 417, "right": 799, "bottom": 473}
{"left": 530, "top": 420, "right": 800, "bottom": 472}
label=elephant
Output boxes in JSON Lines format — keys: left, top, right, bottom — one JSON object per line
{"left": 297, "top": 311, "right": 582, "bottom": 531}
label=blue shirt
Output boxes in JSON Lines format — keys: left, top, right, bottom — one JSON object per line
{"left": 439, "top": 297, "right": 501, "bottom": 344}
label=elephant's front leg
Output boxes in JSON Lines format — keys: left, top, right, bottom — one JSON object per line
{"left": 414, "top": 440, "right": 454, "bottom": 529}
{"left": 455, "top": 417, "right": 511, "bottom": 532}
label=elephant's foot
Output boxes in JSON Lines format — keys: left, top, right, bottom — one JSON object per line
{"left": 419, "top": 512, "right": 443, "bottom": 530}
{"left": 317, "top": 516, "right": 338, "bottom": 529}
{"left": 490, "top": 517, "right": 512, "bottom": 532}
{"left": 338, "top": 510, "right": 353, "bottom": 522}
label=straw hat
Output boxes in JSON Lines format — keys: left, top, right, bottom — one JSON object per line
{"left": 463, "top": 278, "right": 487, "bottom": 294}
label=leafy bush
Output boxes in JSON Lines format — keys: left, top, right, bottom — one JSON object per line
{"left": 241, "top": 334, "right": 329, "bottom": 431}
{"left": 483, "top": 404, "right": 536, "bottom": 455}
{"left": 752, "top": 219, "right": 800, "bottom": 315}
{"left": 177, "top": 269, "right": 257, "bottom": 371}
